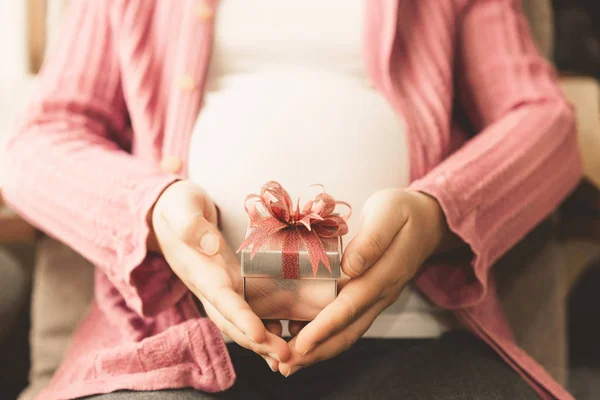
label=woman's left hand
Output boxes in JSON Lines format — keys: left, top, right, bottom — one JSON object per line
{"left": 279, "top": 189, "right": 453, "bottom": 377}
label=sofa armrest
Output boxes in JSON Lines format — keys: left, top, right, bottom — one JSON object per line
{"left": 560, "top": 76, "right": 600, "bottom": 187}
{"left": 0, "top": 193, "right": 36, "bottom": 244}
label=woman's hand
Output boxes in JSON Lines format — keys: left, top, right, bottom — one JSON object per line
{"left": 150, "top": 180, "right": 290, "bottom": 368}
{"left": 280, "top": 189, "right": 455, "bottom": 376}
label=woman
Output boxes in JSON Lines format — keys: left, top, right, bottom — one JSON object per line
{"left": 2, "top": 0, "right": 581, "bottom": 399}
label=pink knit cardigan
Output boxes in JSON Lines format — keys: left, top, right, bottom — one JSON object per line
{"left": 2, "top": 1, "right": 581, "bottom": 399}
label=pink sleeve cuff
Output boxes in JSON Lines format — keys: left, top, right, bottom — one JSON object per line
{"left": 407, "top": 181, "right": 486, "bottom": 309}
{"left": 104, "top": 175, "right": 188, "bottom": 317}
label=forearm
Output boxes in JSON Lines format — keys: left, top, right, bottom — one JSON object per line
{"left": 410, "top": 100, "right": 580, "bottom": 308}
{"left": 3, "top": 121, "right": 183, "bottom": 316}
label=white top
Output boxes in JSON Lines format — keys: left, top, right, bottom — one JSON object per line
{"left": 188, "top": 0, "right": 454, "bottom": 338}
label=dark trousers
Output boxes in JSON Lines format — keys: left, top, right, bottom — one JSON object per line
{"left": 83, "top": 331, "right": 538, "bottom": 400}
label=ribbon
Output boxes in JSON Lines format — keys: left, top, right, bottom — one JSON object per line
{"left": 237, "top": 181, "right": 351, "bottom": 279}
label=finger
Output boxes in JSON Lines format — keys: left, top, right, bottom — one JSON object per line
{"left": 167, "top": 244, "right": 267, "bottom": 344}
{"left": 279, "top": 303, "right": 383, "bottom": 376}
{"left": 158, "top": 180, "right": 219, "bottom": 224}
{"left": 179, "top": 215, "right": 222, "bottom": 255}
{"left": 158, "top": 218, "right": 268, "bottom": 346}
{"left": 201, "top": 279, "right": 267, "bottom": 344}
{"left": 296, "top": 224, "right": 417, "bottom": 355}
{"left": 261, "top": 355, "right": 279, "bottom": 372}
{"left": 293, "top": 277, "right": 380, "bottom": 355}
{"left": 337, "top": 276, "right": 350, "bottom": 291}
{"left": 264, "top": 320, "right": 283, "bottom": 337}
{"left": 288, "top": 321, "right": 307, "bottom": 337}
{"left": 183, "top": 244, "right": 264, "bottom": 341}
{"left": 160, "top": 198, "right": 222, "bottom": 255}
{"left": 203, "top": 299, "right": 291, "bottom": 362}
{"left": 341, "top": 196, "right": 407, "bottom": 278}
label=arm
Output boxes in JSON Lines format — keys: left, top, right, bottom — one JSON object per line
{"left": 1, "top": 0, "right": 185, "bottom": 316}
{"left": 409, "top": 0, "right": 582, "bottom": 308}
{"left": 279, "top": 0, "right": 581, "bottom": 373}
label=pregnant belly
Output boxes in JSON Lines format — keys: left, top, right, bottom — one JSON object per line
{"left": 188, "top": 67, "right": 409, "bottom": 251}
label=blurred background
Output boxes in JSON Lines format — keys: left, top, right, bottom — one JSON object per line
{"left": 1, "top": 1, "right": 600, "bottom": 399}
{"left": 0, "top": 1, "right": 50, "bottom": 398}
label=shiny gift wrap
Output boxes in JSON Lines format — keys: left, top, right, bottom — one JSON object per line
{"left": 241, "top": 232, "right": 342, "bottom": 321}
{"left": 237, "top": 181, "right": 350, "bottom": 321}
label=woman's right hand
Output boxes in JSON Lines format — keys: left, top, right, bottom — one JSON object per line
{"left": 150, "top": 180, "right": 290, "bottom": 368}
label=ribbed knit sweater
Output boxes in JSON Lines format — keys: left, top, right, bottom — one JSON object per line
{"left": 2, "top": 1, "right": 581, "bottom": 399}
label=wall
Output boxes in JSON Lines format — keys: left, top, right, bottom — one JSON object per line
{"left": 0, "top": 2, "right": 29, "bottom": 79}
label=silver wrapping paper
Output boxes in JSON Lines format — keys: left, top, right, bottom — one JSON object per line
{"left": 243, "top": 278, "right": 337, "bottom": 321}
{"left": 241, "top": 231, "right": 341, "bottom": 320}
{"left": 241, "top": 233, "right": 341, "bottom": 279}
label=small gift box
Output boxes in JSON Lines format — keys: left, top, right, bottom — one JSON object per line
{"left": 241, "top": 232, "right": 341, "bottom": 321}
{"left": 238, "top": 181, "right": 351, "bottom": 321}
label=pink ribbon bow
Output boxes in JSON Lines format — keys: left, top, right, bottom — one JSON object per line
{"left": 237, "top": 181, "right": 351, "bottom": 279}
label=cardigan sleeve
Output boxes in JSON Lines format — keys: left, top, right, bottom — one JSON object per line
{"left": 409, "top": 0, "right": 582, "bottom": 308}
{"left": 1, "top": 0, "right": 187, "bottom": 317}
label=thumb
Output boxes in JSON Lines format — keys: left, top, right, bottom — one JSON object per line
{"left": 157, "top": 183, "right": 223, "bottom": 256}
{"left": 341, "top": 200, "right": 406, "bottom": 278}
{"left": 165, "top": 211, "right": 222, "bottom": 256}
{"left": 185, "top": 215, "right": 222, "bottom": 255}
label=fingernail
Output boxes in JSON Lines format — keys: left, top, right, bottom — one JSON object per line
{"left": 346, "top": 252, "right": 365, "bottom": 276}
{"left": 199, "top": 232, "right": 219, "bottom": 255}
{"left": 269, "top": 353, "right": 282, "bottom": 363}
{"left": 285, "top": 366, "right": 300, "bottom": 378}
{"left": 263, "top": 357, "right": 277, "bottom": 372}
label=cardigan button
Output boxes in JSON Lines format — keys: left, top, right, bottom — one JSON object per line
{"left": 160, "top": 155, "right": 182, "bottom": 174}
{"left": 178, "top": 75, "right": 197, "bottom": 92}
{"left": 195, "top": 4, "right": 215, "bottom": 21}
